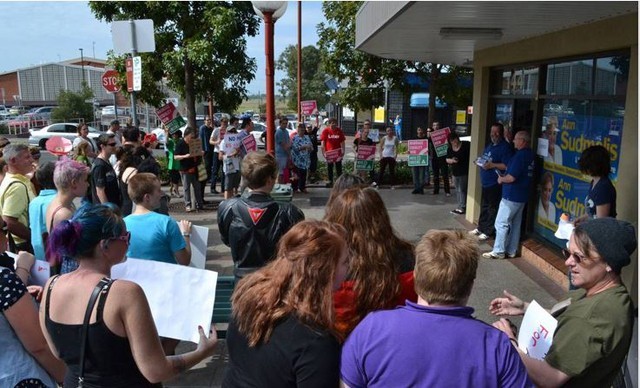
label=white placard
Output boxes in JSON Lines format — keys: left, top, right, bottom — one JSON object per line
{"left": 111, "top": 258, "right": 218, "bottom": 343}
{"left": 132, "top": 56, "right": 142, "bottom": 91}
{"left": 554, "top": 218, "right": 574, "bottom": 240}
{"left": 30, "top": 259, "right": 50, "bottom": 287}
{"left": 189, "top": 225, "right": 209, "bottom": 270}
{"left": 518, "top": 300, "right": 558, "bottom": 360}
{"left": 537, "top": 138, "right": 549, "bottom": 157}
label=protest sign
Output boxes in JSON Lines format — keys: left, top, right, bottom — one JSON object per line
{"left": 156, "top": 101, "right": 186, "bottom": 133}
{"left": 355, "top": 145, "right": 376, "bottom": 171}
{"left": 112, "top": 258, "right": 218, "bottom": 343}
{"left": 324, "top": 148, "right": 343, "bottom": 163}
{"left": 301, "top": 100, "right": 317, "bottom": 115}
{"left": 431, "top": 128, "right": 451, "bottom": 157}
{"left": 518, "top": 300, "right": 558, "bottom": 360}
{"left": 189, "top": 138, "right": 202, "bottom": 155}
{"left": 242, "top": 135, "right": 257, "bottom": 154}
{"left": 189, "top": 225, "right": 209, "bottom": 270}
{"left": 408, "top": 139, "right": 429, "bottom": 167}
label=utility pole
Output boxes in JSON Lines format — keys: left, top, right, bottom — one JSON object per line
{"left": 79, "top": 48, "right": 85, "bottom": 84}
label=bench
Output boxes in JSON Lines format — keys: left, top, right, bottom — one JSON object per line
{"left": 212, "top": 275, "right": 235, "bottom": 339}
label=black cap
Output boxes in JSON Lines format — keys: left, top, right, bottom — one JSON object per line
{"left": 576, "top": 217, "right": 637, "bottom": 273}
{"left": 110, "top": 119, "right": 120, "bottom": 126}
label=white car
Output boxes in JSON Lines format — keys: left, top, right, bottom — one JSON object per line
{"left": 29, "top": 123, "right": 103, "bottom": 149}
{"left": 250, "top": 122, "right": 295, "bottom": 149}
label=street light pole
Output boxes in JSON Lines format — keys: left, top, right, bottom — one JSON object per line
{"left": 252, "top": 1, "right": 288, "bottom": 156}
{"left": 79, "top": 48, "right": 85, "bottom": 85}
{"left": 297, "top": 1, "right": 302, "bottom": 123}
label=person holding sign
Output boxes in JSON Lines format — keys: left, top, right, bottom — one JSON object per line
{"left": 224, "top": 220, "right": 348, "bottom": 387}
{"left": 410, "top": 127, "right": 429, "bottom": 194}
{"left": 174, "top": 127, "right": 204, "bottom": 212}
{"left": 41, "top": 204, "right": 218, "bottom": 387}
{"left": 219, "top": 126, "right": 242, "bottom": 200}
{"left": 320, "top": 118, "right": 346, "bottom": 187}
{"left": 291, "top": 123, "right": 313, "bottom": 193}
{"left": 341, "top": 229, "right": 530, "bottom": 387}
{"left": 376, "top": 127, "right": 399, "bottom": 189}
{"left": 427, "top": 122, "right": 451, "bottom": 196}
{"left": 490, "top": 217, "right": 636, "bottom": 388}
{"left": 353, "top": 120, "right": 376, "bottom": 184}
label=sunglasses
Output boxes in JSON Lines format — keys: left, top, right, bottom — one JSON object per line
{"left": 561, "top": 248, "right": 588, "bottom": 264}
{"left": 110, "top": 231, "right": 131, "bottom": 245}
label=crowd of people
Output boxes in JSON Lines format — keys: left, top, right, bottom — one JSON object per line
{"left": 0, "top": 113, "right": 634, "bottom": 387}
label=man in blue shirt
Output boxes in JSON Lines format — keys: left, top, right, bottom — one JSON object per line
{"left": 275, "top": 117, "right": 291, "bottom": 184}
{"left": 29, "top": 162, "right": 56, "bottom": 261}
{"left": 483, "top": 131, "right": 535, "bottom": 259}
{"left": 469, "top": 123, "right": 514, "bottom": 241}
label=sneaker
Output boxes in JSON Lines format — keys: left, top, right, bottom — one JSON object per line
{"left": 482, "top": 251, "right": 505, "bottom": 259}
{"left": 506, "top": 252, "right": 518, "bottom": 258}
{"left": 477, "top": 233, "right": 490, "bottom": 241}
{"left": 411, "top": 189, "right": 419, "bottom": 194}
{"left": 450, "top": 209, "right": 464, "bottom": 215}
{"left": 469, "top": 229, "right": 481, "bottom": 236}
{"left": 210, "top": 189, "right": 219, "bottom": 194}
{"left": 445, "top": 193, "right": 451, "bottom": 197}
{"left": 391, "top": 186, "right": 396, "bottom": 190}
{"left": 371, "top": 182, "right": 378, "bottom": 188}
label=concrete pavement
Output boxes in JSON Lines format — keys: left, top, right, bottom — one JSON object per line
{"left": 164, "top": 183, "right": 563, "bottom": 388}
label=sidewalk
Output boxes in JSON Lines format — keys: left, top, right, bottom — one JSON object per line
{"left": 164, "top": 184, "right": 563, "bottom": 387}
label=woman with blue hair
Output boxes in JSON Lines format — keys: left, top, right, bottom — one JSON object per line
{"left": 40, "top": 203, "right": 217, "bottom": 387}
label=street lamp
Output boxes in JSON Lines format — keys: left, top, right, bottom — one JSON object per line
{"left": 79, "top": 48, "right": 85, "bottom": 85}
{"left": 252, "top": 1, "right": 288, "bottom": 155}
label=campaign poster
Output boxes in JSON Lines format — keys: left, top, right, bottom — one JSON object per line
{"left": 431, "top": 127, "right": 451, "bottom": 157}
{"left": 223, "top": 133, "right": 242, "bottom": 154}
{"left": 355, "top": 145, "right": 376, "bottom": 171}
{"left": 407, "top": 139, "right": 429, "bottom": 167}
{"left": 325, "top": 148, "right": 343, "bottom": 163}
{"left": 533, "top": 112, "right": 623, "bottom": 248}
{"left": 242, "top": 135, "right": 257, "bottom": 153}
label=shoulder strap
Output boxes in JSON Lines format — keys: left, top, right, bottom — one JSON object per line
{"left": 49, "top": 204, "right": 68, "bottom": 232}
{"left": 95, "top": 278, "right": 116, "bottom": 321}
{"left": 78, "top": 277, "right": 111, "bottom": 386}
{"left": 44, "top": 274, "right": 61, "bottom": 319}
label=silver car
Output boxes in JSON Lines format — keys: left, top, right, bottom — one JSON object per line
{"left": 29, "top": 123, "right": 104, "bottom": 149}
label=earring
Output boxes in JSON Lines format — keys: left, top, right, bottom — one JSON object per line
{"left": 606, "top": 266, "right": 612, "bottom": 273}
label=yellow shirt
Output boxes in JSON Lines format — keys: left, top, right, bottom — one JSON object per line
{"left": 0, "top": 173, "right": 36, "bottom": 244}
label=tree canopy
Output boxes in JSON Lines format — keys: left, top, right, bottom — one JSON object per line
{"left": 276, "top": 45, "right": 330, "bottom": 112}
{"left": 51, "top": 84, "right": 94, "bottom": 123}
{"left": 89, "top": 1, "right": 260, "bottom": 129}
{"left": 317, "top": 1, "right": 472, "bottom": 124}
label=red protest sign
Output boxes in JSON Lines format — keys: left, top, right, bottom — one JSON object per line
{"left": 301, "top": 100, "right": 318, "bottom": 115}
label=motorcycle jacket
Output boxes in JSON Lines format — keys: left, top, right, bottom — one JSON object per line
{"left": 217, "top": 191, "right": 304, "bottom": 278}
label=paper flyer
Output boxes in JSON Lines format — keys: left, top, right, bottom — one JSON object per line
{"left": 518, "top": 300, "right": 558, "bottom": 360}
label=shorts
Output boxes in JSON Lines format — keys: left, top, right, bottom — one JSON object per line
{"left": 169, "top": 170, "right": 181, "bottom": 184}
{"left": 276, "top": 156, "right": 289, "bottom": 175}
{"left": 225, "top": 172, "right": 241, "bottom": 191}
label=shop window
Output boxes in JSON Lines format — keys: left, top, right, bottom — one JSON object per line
{"left": 595, "top": 56, "right": 629, "bottom": 98}
{"left": 547, "top": 60, "right": 593, "bottom": 96}
{"left": 492, "top": 67, "right": 538, "bottom": 96}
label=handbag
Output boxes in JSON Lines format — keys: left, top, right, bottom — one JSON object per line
{"left": 77, "top": 277, "right": 112, "bottom": 387}
{"left": 197, "top": 159, "right": 208, "bottom": 182}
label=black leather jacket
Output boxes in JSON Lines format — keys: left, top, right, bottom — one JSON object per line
{"left": 217, "top": 191, "right": 304, "bottom": 278}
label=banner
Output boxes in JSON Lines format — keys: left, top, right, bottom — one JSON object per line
{"left": 431, "top": 127, "right": 451, "bottom": 157}
{"left": 407, "top": 139, "right": 429, "bottom": 167}
{"left": 156, "top": 101, "right": 186, "bottom": 133}
{"left": 355, "top": 145, "right": 376, "bottom": 171}
{"left": 300, "top": 100, "right": 317, "bottom": 115}
{"left": 533, "top": 112, "right": 623, "bottom": 248}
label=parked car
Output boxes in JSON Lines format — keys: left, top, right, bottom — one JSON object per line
{"left": 101, "top": 105, "right": 128, "bottom": 116}
{"left": 25, "top": 106, "right": 55, "bottom": 121}
{"left": 251, "top": 122, "right": 295, "bottom": 149}
{"left": 29, "top": 123, "right": 103, "bottom": 149}
{"left": 9, "top": 106, "right": 27, "bottom": 115}
{"left": 178, "top": 115, "right": 207, "bottom": 133}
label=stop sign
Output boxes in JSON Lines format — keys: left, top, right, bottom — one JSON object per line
{"left": 101, "top": 70, "right": 121, "bottom": 93}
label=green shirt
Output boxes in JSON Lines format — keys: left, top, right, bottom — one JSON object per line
{"left": 166, "top": 138, "right": 181, "bottom": 171}
{"left": 545, "top": 285, "right": 632, "bottom": 387}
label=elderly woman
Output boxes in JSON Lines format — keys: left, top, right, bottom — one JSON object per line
{"left": 324, "top": 187, "right": 416, "bottom": 338}
{"left": 41, "top": 204, "right": 217, "bottom": 387}
{"left": 490, "top": 217, "right": 636, "bottom": 387}
{"left": 223, "top": 220, "right": 349, "bottom": 387}
{"left": 45, "top": 158, "right": 90, "bottom": 273}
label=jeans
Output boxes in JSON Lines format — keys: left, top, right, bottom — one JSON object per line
{"left": 181, "top": 172, "right": 203, "bottom": 209}
{"left": 395, "top": 127, "right": 402, "bottom": 141}
{"left": 211, "top": 152, "right": 225, "bottom": 192}
{"left": 327, "top": 161, "right": 343, "bottom": 184}
{"left": 492, "top": 198, "right": 526, "bottom": 256}
{"left": 453, "top": 175, "right": 468, "bottom": 210}
{"left": 425, "top": 163, "right": 431, "bottom": 185}
{"left": 412, "top": 166, "right": 425, "bottom": 192}
{"left": 478, "top": 184, "right": 502, "bottom": 236}
{"left": 378, "top": 157, "right": 396, "bottom": 186}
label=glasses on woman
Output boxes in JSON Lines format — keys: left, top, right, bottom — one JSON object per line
{"left": 561, "top": 248, "right": 588, "bottom": 264}
{"left": 110, "top": 231, "right": 131, "bottom": 245}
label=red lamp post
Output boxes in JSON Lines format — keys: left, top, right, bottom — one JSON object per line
{"left": 252, "top": 1, "right": 288, "bottom": 155}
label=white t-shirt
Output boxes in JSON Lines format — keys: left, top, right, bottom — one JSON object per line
{"left": 381, "top": 136, "right": 398, "bottom": 158}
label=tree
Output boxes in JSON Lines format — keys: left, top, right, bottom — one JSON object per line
{"left": 51, "top": 84, "right": 94, "bottom": 123}
{"left": 317, "top": 1, "right": 472, "bottom": 124}
{"left": 276, "top": 45, "right": 330, "bottom": 112}
{"left": 89, "top": 1, "right": 260, "bottom": 129}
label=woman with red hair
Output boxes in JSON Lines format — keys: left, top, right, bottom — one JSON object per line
{"left": 324, "top": 187, "right": 417, "bottom": 338}
{"left": 223, "top": 220, "right": 349, "bottom": 387}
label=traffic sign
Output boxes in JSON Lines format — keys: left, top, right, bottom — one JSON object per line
{"left": 126, "top": 58, "right": 134, "bottom": 92}
{"left": 101, "top": 70, "right": 121, "bottom": 93}
{"left": 132, "top": 56, "right": 142, "bottom": 91}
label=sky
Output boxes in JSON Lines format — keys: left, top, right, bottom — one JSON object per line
{"left": 0, "top": 1, "right": 325, "bottom": 95}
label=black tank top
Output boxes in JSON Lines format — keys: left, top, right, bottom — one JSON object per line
{"left": 44, "top": 276, "right": 161, "bottom": 388}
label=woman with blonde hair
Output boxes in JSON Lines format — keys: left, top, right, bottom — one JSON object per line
{"left": 324, "top": 187, "right": 417, "bottom": 338}
{"left": 223, "top": 220, "right": 349, "bottom": 387}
